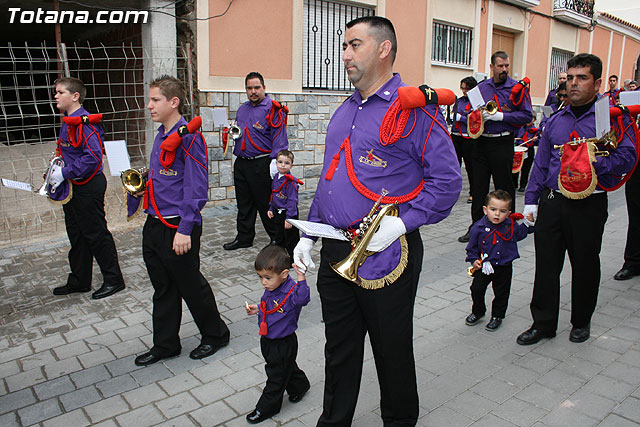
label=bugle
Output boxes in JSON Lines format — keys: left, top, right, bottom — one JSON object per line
{"left": 37, "top": 155, "right": 65, "bottom": 196}
{"left": 121, "top": 167, "right": 148, "bottom": 195}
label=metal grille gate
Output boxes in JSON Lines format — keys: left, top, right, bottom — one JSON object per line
{"left": 0, "top": 42, "right": 190, "bottom": 246}
{"left": 549, "top": 48, "right": 573, "bottom": 91}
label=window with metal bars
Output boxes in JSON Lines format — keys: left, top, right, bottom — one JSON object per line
{"left": 432, "top": 21, "right": 472, "bottom": 67}
{"left": 302, "top": 0, "right": 374, "bottom": 91}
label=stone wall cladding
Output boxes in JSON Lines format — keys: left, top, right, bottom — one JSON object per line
{"left": 199, "top": 92, "right": 347, "bottom": 205}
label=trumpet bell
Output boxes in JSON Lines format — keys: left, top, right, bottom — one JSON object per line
{"left": 121, "top": 167, "right": 148, "bottom": 195}
{"left": 229, "top": 124, "right": 242, "bottom": 140}
{"left": 485, "top": 100, "right": 498, "bottom": 115}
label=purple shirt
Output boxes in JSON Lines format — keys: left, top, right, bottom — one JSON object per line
{"left": 143, "top": 117, "right": 209, "bottom": 235}
{"left": 269, "top": 173, "right": 299, "bottom": 218}
{"left": 233, "top": 95, "right": 289, "bottom": 159}
{"left": 544, "top": 88, "right": 557, "bottom": 107}
{"left": 257, "top": 277, "right": 310, "bottom": 339}
{"left": 58, "top": 106, "right": 104, "bottom": 180}
{"left": 477, "top": 76, "right": 533, "bottom": 134}
{"left": 452, "top": 96, "right": 471, "bottom": 136}
{"left": 465, "top": 216, "right": 533, "bottom": 266}
{"left": 306, "top": 74, "right": 462, "bottom": 234}
{"left": 525, "top": 95, "right": 637, "bottom": 205}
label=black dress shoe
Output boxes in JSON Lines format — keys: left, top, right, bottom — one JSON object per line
{"left": 223, "top": 239, "right": 252, "bottom": 250}
{"left": 246, "top": 409, "right": 277, "bottom": 424}
{"left": 53, "top": 285, "right": 91, "bottom": 296}
{"left": 614, "top": 267, "right": 638, "bottom": 281}
{"left": 569, "top": 324, "right": 590, "bottom": 343}
{"left": 134, "top": 351, "right": 179, "bottom": 366}
{"left": 189, "top": 342, "right": 228, "bottom": 360}
{"left": 465, "top": 313, "right": 484, "bottom": 326}
{"left": 518, "top": 186, "right": 526, "bottom": 192}
{"left": 458, "top": 231, "right": 470, "bottom": 243}
{"left": 91, "top": 283, "right": 125, "bottom": 300}
{"left": 485, "top": 317, "right": 502, "bottom": 331}
{"left": 516, "top": 327, "right": 556, "bottom": 345}
{"left": 288, "top": 385, "right": 310, "bottom": 403}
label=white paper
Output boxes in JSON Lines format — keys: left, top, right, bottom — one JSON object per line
{"left": 542, "top": 106, "right": 554, "bottom": 118}
{"left": 287, "top": 219, "right": 350, "bottom": 241}
{"left": 212, "top": 108, "right": 229, "bottom": 128}
{"left": 104, "top": 140, "right": 131, "bottom": 176}
{"left": 2, "top": 178, "right": 32, "bottom": 192}
{"left": 467, "top": 86, "right": 485, "bottom": 111}
{"left": 595, "top": 96, "right": 611, "bottom": 139}
{"left": 619, "top": 90, "right": 640, "bottom": 106}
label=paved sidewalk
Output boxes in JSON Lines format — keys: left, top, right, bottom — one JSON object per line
{"left": 1, "top": 186, "right": 639, "bottom": 426}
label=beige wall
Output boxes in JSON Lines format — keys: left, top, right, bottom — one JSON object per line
{"left": 527, "top": 13, "right": 552, "bottom": 102}
{"left": 387, "top": 0, "right": 427, "bottom": 87}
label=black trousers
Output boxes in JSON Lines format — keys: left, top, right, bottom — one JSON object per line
{"left": 142, "top": 216, "right": 230, "bottom": 356}
{"left": 452, "top": 134, "right": 476, "bottom": 196}
{"left": 316, "top": 231, "right": 423, "bottom": 427}
{"left": 256, "top": 333, "right": 310, "bottom": 413}
{"left": 530, "top": 190, "right": 608, "bottom": 332}
{"left": 62, "top": 173, "right": 124, "bottom": 289}
{"left": 271, "top": 210, "right": 300, "bottom": 264}
{"left": 512, "top": 146, "right": 535, "bottom": 189}
{"left": 470, "top": 264, "right": 513, "bottom": 319}
{"left": 471, "top": 135, "right": 516, "bottom": 223}
{"left": 233, "top": 156, "right": 279, "bottom": 243}
{"left": 623, "top": 167, "right": 640, "bottom": 272}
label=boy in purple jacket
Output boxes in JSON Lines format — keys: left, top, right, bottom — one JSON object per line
{"left": 245, "top": 245, "right": 311, "bottom": 424}
{"left": 267, "top": 149, "right": 303, "bottom": 263}
{"left": 465, "top": 190, "right": 533, "bottom": 331}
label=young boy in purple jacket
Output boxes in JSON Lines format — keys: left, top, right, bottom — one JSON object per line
{"left": 245, "top": 245, "right": 311, "bottom": 424}
{"left": 267, "top": 149, "right": 303, "bottom": 263}
{"left": 465, "top": 190, "right": 533, "bottom": 331}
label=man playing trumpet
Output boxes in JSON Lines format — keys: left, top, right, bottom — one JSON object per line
{"left": 49, "top": 77, "right": 125, "bottom": 300}
{"left": 517, "top": 54, "right": 637, "bottom": 345}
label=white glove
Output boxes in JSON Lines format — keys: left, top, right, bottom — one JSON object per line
{"left": 522, "top": 204, "right": 538, "bottom": 226}
{"left": 482, "top": 260, "right": 494, "bottom": 275}
{"left": 482, "top": 111, "right": 504, "bottom": 122}
{"left": 49, "top": 165, "right": 64, "bottom": 190}
{"left": 366, "top": 216, "right": 407, "bottom": 253}
{"left": 293, "top": 237, "right": 316, "bottom": 273}
{"left": 269, "top": 159, "right": 278, "bottom": 179}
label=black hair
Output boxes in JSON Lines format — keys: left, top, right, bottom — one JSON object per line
{"left": 567, "top": 53, "right": 602, "bottom": 80}
{"left": 460, "top": 76, "right": 478, "bottom": 90}
{"left": 254, "top": 245, "right": 291, "bottom": 274}
{"left": 485, "top": 189, "right": 512, "bottom": 206}
{"left": 346, "top": 16, "right": 397, "bottom": 63}
{"left": 491, "top": 51, "right": 509, "bottom": 64}
{"left": 245, "top": 72, "right": 265, "bottom": 87}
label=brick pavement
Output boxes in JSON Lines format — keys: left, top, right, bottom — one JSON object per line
{"left": 1, "top": 182, "right": 639, "bottom": 426}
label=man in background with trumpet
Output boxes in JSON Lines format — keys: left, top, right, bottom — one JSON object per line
{"left": 517, "top": 53, "right": 637, "bottom": 346}
{"left": 458, "top": 51, "right": 533, "bottom": 243}
{"left": 293, "top": 16, "right": 461, "bottom": 426}
{"left": 48, "top": 77, "right": 125, "bottom": 300}
{"left": 223, "top": 72, "right": 289, "bottom": 250}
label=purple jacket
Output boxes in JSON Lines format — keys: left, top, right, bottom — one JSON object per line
{"left": 258, "top": 277, "right": 310, "bottom": 339}
{"left": 525, "top": 95, "right": 637, "bottom": 205}
{"left": 269, "top": 173, "right": 300, "bottom": 218}
{"left": 128, "top": 117, "right": 208, "bottom": 235}
{"left": 477, "top": 76, "right": 533, "bottom": 134}
{"left": 233, "top": 95, "right": 289, "bottom": 159}
{"left": 58, "top": 106, "right": 105, "bottom": 181}
{"left": 544, "top": 88, "right": 557, "bottom": 107}
{"left": 465, "top": 216, "right": 533, "bottom": 266}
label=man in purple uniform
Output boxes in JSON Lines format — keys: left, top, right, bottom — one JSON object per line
{"left": 293, "top": 16, "right": 461, "bottom": 426}
{"left": 49, "top": 77, "right": 125, "bottom": 300}
{"left": 544, "top": 72, "right": 567, "bottom": 107}
{"left": 517, "top": 54, "right": 636, "bottom": 345}
{"left": 458, "top": 51, "right": 533, "bottom": 243}
{"left": 223, "top": 72, "right": 289, "bottom": 250}
{"left": 131, "top": 76, "right": 229, "bottom": 366}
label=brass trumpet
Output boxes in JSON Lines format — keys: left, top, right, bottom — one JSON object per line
{"left": 229, "top": 121, "right": 242, "bottom": 140}
{"left": 553, "top": 129, "right": 617, "bottom": 157}
{"left": 482, "top": 100, "right": 499, "bottom": 115}
{"left": 331, "top": 189, "right": 407, "bottom": 288}
{"left": 37, "top": 155, "right": 65, "bottom": 196}
{"left": 121, "top": 167, "right": 148, "bottom": 195}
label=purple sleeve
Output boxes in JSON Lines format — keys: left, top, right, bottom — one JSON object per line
{"left": 290, "top": 279, "right": 310, "bottom": 307}
{"left": 465, "top": 225, "right": 481, "bottom": 263}
{"left": 285, "top": 182, "right": 299, "bottom": 218}
{"left": 525, "top": 129, "right": 552, "bottom": 205}
{"left": 126, "top": 193, "right": 142, "bottom": 218}
{"left": 269, "top": 119, "right": 289, "bottom": 159}
{"left": 61, "top": 124, "right": 103, "bottom": 180}
{"left": 177, "top": 132, "right": 208, "bottom": 235}
{"left": 503, "top": 94, "right": 534, "bottom": 127}
{"left": 514, "top": 221, "right": 534, "bottom": 241}
{"left": 400, "top": 108, "right": 462, "bottom": 232}
{"left": 544, "top": 91, "right": 555, "bottom": 107}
